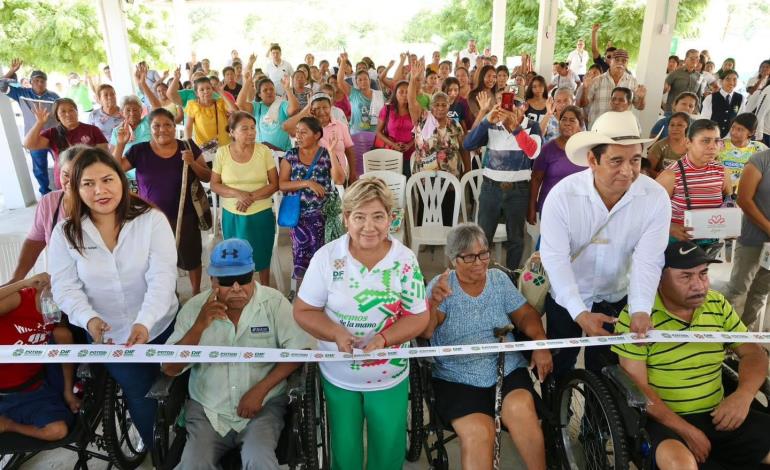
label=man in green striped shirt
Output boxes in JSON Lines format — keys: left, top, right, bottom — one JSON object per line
{"left": 613, "top": 241, "right": 770, "bottom": 470}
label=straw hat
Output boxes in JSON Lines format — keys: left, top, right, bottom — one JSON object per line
{"left": 565, "top": 111, "right": 658, "bottom": 166}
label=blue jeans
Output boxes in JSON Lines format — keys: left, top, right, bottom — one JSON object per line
{"left": 90, "top": 323, "right": 174, "bottom": 449}
{"left": 30, "top": 148, "right": 51, "bottom": 195}
{"left": 477, "top": 178, "right": 529, "bottom": 270}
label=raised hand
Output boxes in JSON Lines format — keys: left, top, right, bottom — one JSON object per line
{"left": 134, "top": 62, "right": 148, "bottom": 85}
{"left": 545, "top": 96, "right": 555, "bottom": 115}
{"left": 476, "top": 90, "right": 492, "bottom": 113}
{"left": 634, "top": 84, "right": 647, "bottom": 99}
{"left": 9, "top": 58, "right": 23, "bottom": 74}
{"left": 429, "top": 269, "right": 452, "bottom": 308}
{"left": 173, "top": 66, "right": 182, "bottom": 81}
{"left": 592, "top": 23, "right": 601, "bottom": 33}
{"left": 32, "top": 102, "right": 50, "bottom": 124}
{"left": 247, "top": 53, "right": 257, "bottom": 66}
{"left": 116, "top": 120, "right": 132, "bottom": 146}
{"left": 280, "top": 74, "right": 291, "bottom": 92}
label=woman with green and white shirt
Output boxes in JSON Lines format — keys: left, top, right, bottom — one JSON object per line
{"left": 293, "top": 177, "right": 429, "bottom": 470}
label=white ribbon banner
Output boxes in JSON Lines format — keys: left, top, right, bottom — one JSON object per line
{"left": 2, "top": 330, "right": 769, "bottom": 364}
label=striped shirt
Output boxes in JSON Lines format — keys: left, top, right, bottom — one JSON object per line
{"left": 586, "top": 71, "right": 638, "bottom": 127}
{"left": 612, "top": 290, "right": 747, "bottom": 415}
{"left": 668, "top": 156, "right": 725, "bottom": 225}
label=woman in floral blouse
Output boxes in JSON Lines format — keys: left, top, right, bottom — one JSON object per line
{"left": 278, "top": 117, "right": 346, "bottom": 286}
{"left": 407, "top": 61, "right": 470, "bottom": 178}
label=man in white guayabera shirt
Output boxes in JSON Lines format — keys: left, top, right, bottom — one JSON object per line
{"left": 539, "top": 111, "right": 671, "bottom": 380}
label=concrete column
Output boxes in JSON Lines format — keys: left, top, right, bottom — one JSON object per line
{"left": 635, "top": 0, "right": 679, "bottom": 135}
{"left": 95, "top": 0, "right": 134, "bottom": 99}
{"left": 535, "top": 0, "right": 559, "bottom": 79}
{"left": 172, "top": 0, "right": 193, "bottom": 70}
{"left": 491, "top": 0, "right": 507, "bottom": 60}
{"left": 0, "top": 95, "right": 36, "bottom": 209}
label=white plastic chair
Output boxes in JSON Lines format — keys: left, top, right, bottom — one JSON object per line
{"left": 364, "top": 170, "right": 408, "bottom": 244}
{"left": 0, "top": 234, "right": 26, "bottom": 284}
{"left": 405, "top": 171, "right": 461, "bottom": 259}
{"left": 363, "top": 148, "right": 403, "bottom": 174}
{"left": 459, "top": 170, "right": 507, "bottom": 262}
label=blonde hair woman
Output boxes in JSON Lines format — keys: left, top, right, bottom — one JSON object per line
{"left": 293, "top": 177, "right": 429, "bottom": 470}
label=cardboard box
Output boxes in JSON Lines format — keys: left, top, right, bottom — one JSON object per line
{"left": 760, "top": 243, "right": 770, "bottom": 271}
{"left": 683, "top": 208, "right": 742, "bottom": 239}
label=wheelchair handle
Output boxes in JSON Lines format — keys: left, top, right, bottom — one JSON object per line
{"left": 493, "top": 325, "right": 515, "bottom": 340}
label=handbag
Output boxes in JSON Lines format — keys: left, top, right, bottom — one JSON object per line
{"left": 517, "top": 216, "right": 616, "bottom": 314}
{"left": 182, "top": 140, "right": 213, "bottom": 231}
{"left": 278, "top": 148, "right": 323, "bottom": 228}
{"left": 677, "top": 159, "right": 724, "bottom": 255}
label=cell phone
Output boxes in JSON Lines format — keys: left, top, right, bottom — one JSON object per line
{"left": 501, "top": 92, "right": 515, "bottom": 111}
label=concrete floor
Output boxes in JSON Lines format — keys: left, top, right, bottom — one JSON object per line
{"left": 0, "top": 200, "right": 765, "bottom": 469}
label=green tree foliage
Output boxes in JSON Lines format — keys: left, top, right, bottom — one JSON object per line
{"left": 403, "top": 0, "right": 709, "bottom": 63}
{"left": 0, "top": 0, "right": 171, "bottom": 74}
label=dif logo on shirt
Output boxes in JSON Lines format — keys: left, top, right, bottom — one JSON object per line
{"left": 332, "top": 258, "right": 345, "bottom": 282}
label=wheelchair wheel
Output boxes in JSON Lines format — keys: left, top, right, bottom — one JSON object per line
{"left": 557, "top": 369, "right": 629, "bottom": 470}
{"left": 406, "top": 358, "right": 424, "bottom": 462}
{"left": 301, "top": 363, "right": 330, "bottom": 470}
{"left": 103, "top": 376, "right": 149, "bottom": 469}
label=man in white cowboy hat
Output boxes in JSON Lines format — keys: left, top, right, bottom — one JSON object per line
{"left": 539, "top": 111, "right": 671, "bottom": 380}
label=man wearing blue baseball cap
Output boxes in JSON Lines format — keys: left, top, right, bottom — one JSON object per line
{"left": 162, "top": 239, "right": 311, "bottom": 469}
{"left": 613, "top": 241, "right": 770, "bottom": 469}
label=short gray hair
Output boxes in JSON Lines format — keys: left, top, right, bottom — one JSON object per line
{"left": 59, "top": 144, "right": 90, "bottom": 166}
{"left": 554, "top": 87, "right": 574, "bottom": 100}
{"left": 120, "top": 94, "right": 142, "bottom": 109}
{"left": 445, "top": 223, "right": 488, "bottom": 260}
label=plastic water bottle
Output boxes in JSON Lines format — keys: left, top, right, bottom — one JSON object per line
{"left": 40, "top": 286, "right": 61, "bottom": 325}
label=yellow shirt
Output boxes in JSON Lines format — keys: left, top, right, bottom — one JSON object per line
{"left": 184, "top": 99, "right": 231, "bottom": 147}
{"left": 213, "top": 144, "right": 276, "bottom": 215}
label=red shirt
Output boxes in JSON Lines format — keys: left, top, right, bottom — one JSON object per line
{"left": 41, "top": 123, "right": 108, "bottom": 189}
{"left": 0, "top": 288, "right": 50, "bottom": 389}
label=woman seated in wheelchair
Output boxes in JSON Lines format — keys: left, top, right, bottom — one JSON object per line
{"left": 162, "top": 238, "right": 311, "bottom": 470}
{"left": 422, "top": 222, "right": 552, "bottom": 470}
{"left": 613, "top": 241, "right": 770, "bottom": 470}
{"left": 293, "top": 177, "right": 429, "bottom": 470}
{"left": 0, "top": 274, "right": 78, "bottom": 441}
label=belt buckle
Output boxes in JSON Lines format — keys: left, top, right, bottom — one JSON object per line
{"left": 500, "top": 182, "right": 514, "bottom": 190}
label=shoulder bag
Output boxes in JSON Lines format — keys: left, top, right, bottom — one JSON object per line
{"left": 278, "top": 148, "right": 323, "bottom": 228}
{"left": 517, "top": 215, "right": 616, "bottom": 314}
{"left": 182, "top": 140, "right": 213, "bottom": 231}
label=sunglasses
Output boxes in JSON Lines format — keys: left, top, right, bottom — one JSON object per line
{"left": 216, "top": 272, "right": 254, "bottom": 287}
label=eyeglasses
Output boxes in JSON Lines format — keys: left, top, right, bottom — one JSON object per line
{"left": 217, "top": 272, "right": 254, "bottom": 287}
{"left": 456, "top": 251, "right": 491, "bottom": 264}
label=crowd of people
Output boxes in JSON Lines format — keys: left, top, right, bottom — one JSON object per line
{"left": 2, "top": 25, "right": 770, "bottom": 469}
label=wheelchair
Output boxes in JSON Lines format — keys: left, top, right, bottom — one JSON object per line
{"left": 411, "top": 327, "right": 565, "bottom": 470}
{"left": 553, "top": 353, "right": 770, "bottom": 470}
{"left": 148, "top": 365, "right": 312, "bottom": 470}
{"left": 295, "top": 359, "right": 425, "bottom": 468}
{"left": 0, "top": 363, "right": 147, "bottom": 470}
{"left": 150, "top": 357, "right": 423, "bottom": 470}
